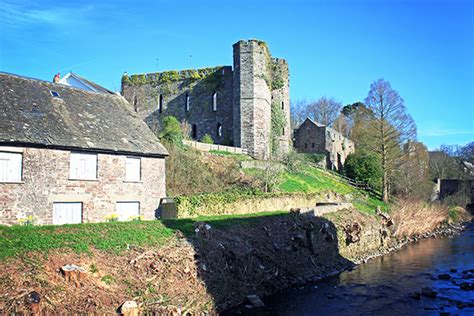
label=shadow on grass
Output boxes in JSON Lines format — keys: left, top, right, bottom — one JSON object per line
{"left": 161, "top": 210, "right": 355, "bottom": 313}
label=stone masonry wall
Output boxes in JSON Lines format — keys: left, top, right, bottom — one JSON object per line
{"left": 325, "top": 128, "right": 355, "bottom": 170}
{"left": 293, "top": 120, "right": 326, "bottom": 153}
{"left": 271, "top": 58, "right": 291, "bottom": 157}
{"left": 0, "top": 146, "right": 166, "bottom": 225}
{"left": 233, "top": 40, "right": 272, "bottom": 160}
{"left": 122, "top": 67, "right": 234, "bottom": 145}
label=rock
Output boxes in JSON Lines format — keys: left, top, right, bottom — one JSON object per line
{"left": 459, "top": 282, "right": 474, "bottom": 291}
{"left": 438, "top": 274, "right": 451, "bottom": 280}
{"left": 408, "top": 291, "right": 421, "bottom": 300}
{"left": 421, "top": 287, "right": 438, "bottom": 298}
{"left": 120, "top": 300, "right": 139, "bottom": 316}
{"left": 246, "top": 294, "right": 265, "bottom": 308}
{"left": 25, "top": 291, "right": 41, "bottom": 314}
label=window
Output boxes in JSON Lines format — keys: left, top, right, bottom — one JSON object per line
{"left": 281, "top": 101, "right": 284, "bottom": 110}
{"left": 50, "top": 91, "right": 60, "bottom": 98}
{"left": 192, "top": 124, "right": 197, "bottom": 139}
{"left": 0, "top": 152, "right": 22, "bottom": 182}
{"left": 158, "top": 94, "right": 163, "bottom": 113}
{"left": 133, "top": 96, "right": 138, "bottom": 112}
{"left": 304, "top": 143, "right": 308, "bottom": 149}
{"left": 212, "top": 92, "right": 217, "bottom": 111}
{"left": 125, "top": 157, "right": 141, "bottom": 182}
{"left": 312, "top": 143, "right": 315, "bottom": 148}
{"left": 185, "top": 93, "right": 190, "bottom": 112}
{"left": 217, "top": 123, "right": 223, "bottom": 138}
{"left": 116, "top": 202, "right": 140, "bottom": 221}
{"left": 53, "top": 202, "right": 82, "bottom": 225}
{"left": 69, "top": 152, "right": 97, "bottom": 180}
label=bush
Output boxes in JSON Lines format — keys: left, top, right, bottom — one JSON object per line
{"left": 158, "top": 116, "right": 183, "bottom": 146}
{"left": 201, "top": 134, "right": 214, "bottom": 144}
{"left": 344, "top": 151, "right": 382, "bottom": 190}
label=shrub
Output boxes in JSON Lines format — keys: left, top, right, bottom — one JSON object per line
{"left": 344, "top": 151, "right": 382, "bottom": 191}
{"left": 201, "top": 134, "right": 214, "bottom": 144}
{"left": 159, "top": 116, "right": 183, "bottom": 146}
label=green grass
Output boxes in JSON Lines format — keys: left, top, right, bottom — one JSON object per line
{"left": 208, "top": 150, "right": 254, "bottom": 161}
{"left": 278, "top": 166, "right": 355, "bottom": 195}
{"left": 277, "top": 165, "right": 387, "bottom": 215}
{"left": 0, "top": 211, "right": 286, "bottom": 261}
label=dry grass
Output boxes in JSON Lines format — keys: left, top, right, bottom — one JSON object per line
{"left": 391, "top": 200, "right": 451, "bottom": 237}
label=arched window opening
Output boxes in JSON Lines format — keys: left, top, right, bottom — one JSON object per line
{"left": 158, "top": 94, "right": 163, "bottom": 113}
{"left": 191, "top": 124, "right": 197, "bottom": 139}
{"left": 304, "top": 143, "right": 308, "bottom": 149}
{"left": 212, "top": 92, "right": 217, "bottom": 111}
{"left": 185, "top": 93, "right": 190, "bottom": 112}
{"left": 133, "top": 96, "right": 138, "bottom": 112}
{"left": 281, "top": 101, "right": 284, "bottom": 110}
{"left": 217, "top": 123, "right": 223, "bottom": 138}
{"left": 312, "top": 142, "right": 315, "bottom": 148}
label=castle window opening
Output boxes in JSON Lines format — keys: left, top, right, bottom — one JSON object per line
{"left": 312, "top": 142, "right": 315, "bottom": 148}
{"left": 217, "top": 123, "right": 223, "bottom": 137}
{"left": 185, "top": 93, "right": 190, "bottom": 112}
{"left": 191, "top": 124, "right": 197, "bottom": 139}
{"left": 158, "top": 94, "right": 163, "bottom": 113}
{"left": 305, "top": 143, "right": 308, "bottom": 149}
{"left": 212, "top": 92, "right": 217, "bottom": 111}
{"left": 133, "top": 96, "right": 138, "bottom": 112}
{"left": 281, "top": 101, "right": 284, "bottom": 110}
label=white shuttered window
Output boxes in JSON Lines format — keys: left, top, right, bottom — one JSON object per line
{"left": 53, "top": 202, "right": 82, "bottom": 225}
{"left": 0, "top": 152, "right": 22, "bottom": 182}
{"left": 116, "top": 202, "right": 140, "bottom": 221}
{"left": 69, "top": 152, "right": 97, "bottom": 180}
{"left": 125, "top": 157, "right": 141, "bottom": 181}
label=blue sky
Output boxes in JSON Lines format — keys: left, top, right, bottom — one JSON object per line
{"left": 0, "top": 0, "right": 472, "bottom": 149}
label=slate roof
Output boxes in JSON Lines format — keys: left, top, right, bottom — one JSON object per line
{"left": 0, "top": 72, "right": 168, "bottom": 157}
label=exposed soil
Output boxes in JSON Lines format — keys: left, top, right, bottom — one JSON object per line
{"left": 0, "top": 208, "right": 470, "bottom": 315}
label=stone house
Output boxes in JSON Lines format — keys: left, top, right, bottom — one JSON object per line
{"left": 0, "top": 72, "right": 168, "bottom": 226}
{"left": 121, "top": 39, "right": 291, "bottom": 160}
{"left": 293, "top": 118, "right": 355, "bottom": 171}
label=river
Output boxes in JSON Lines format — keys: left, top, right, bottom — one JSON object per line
{"left": 236, "top": 224, "right": 474, "bottom": 315}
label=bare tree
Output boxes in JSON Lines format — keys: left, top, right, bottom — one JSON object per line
{"left": 307, "top": 97, "right": 342, "bottom": 126}
{"left": 364, "top": 79, "right": 417, "bottom": 202}
{"left": 291, "top": 97, "right": 342, "bottom": 127}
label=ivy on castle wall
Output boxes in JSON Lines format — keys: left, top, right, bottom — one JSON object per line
{"left": 121, "top": 66, "right": 225, "bottom": 88}
{"left": 270, "top": 100, "right": 287, "bottom": 155}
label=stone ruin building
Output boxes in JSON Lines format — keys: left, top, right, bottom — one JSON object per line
{"left": 121, "top": 39, "right": 291, "bottom": 160}
{"left": 293, "top": 118, "right": 355, "bottom": 171}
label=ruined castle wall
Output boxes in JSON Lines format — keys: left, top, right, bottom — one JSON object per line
{"left": 121, "top": 67, "right": 234, "bottom": 145}
{"left": 233, "top": 40, "right": 272, "bottom": 160}
{"left": 271, "top": 58, "right": 291, "bottom": 157}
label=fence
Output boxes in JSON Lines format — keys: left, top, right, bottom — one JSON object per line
{"left": 183, "top": 140, "right": 249, "bottom": 155}
{"left": 321, "top": 167, "right": 382, "bottom": 199}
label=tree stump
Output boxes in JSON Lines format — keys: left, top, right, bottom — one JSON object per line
{"left": 61, "top": 264, "right": 87, "bottom": 287}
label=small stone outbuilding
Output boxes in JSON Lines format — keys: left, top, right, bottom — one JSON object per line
{"left": 0, "top": 72, "right": 168, "bottom": 226}
{"left": 293, "top": 118, "right": 354, "bottom": 171}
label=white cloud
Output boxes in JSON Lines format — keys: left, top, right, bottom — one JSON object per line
{"left": 0, "top": 1, "right": 93, "bottom": 28}
{"left": 419, "top": 128, "right": 474, "bottom": 137}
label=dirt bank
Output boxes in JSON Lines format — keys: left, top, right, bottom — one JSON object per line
{"left": 0, "top": 207, "right": 470, "bottom": 314}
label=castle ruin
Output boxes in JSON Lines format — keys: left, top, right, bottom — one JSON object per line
{"left": 121, "top": 39, "right": 290, "bottom": 160}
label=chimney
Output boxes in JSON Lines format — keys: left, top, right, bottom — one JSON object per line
{"left": 53, "top": 73, "right": 60, "bottom": 83}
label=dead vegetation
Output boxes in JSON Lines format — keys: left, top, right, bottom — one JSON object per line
{"left": 391, "top": 199, "right": 470, "bottom": 238}
{"left": 165, "top": 145, "right": 254, "bottom": 196}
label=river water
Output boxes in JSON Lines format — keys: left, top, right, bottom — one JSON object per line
{"left": 250, "top": 225, "right": 473, "bottom": 315}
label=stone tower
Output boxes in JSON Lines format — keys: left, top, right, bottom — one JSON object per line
{"left": 233, "top": 40, "right": 290, "bottom": 160}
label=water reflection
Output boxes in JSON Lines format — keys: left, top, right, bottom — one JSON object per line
{"left": 264, "top": 225, "right": 474, "bottom": 316}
